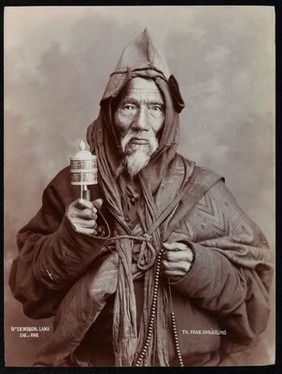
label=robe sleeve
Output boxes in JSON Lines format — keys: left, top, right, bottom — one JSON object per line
{"left": 168, "top": 180, "right": 273, "bottom": 344}
{"left": 9, "top": 167, "right": 111, "bottom": 319}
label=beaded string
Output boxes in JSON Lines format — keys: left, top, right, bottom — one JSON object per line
{"left": 168, "top": 281, "right": 184, "bottom": 367}
{"left": 135, "top": 247, "right": 165, "bottom": 366}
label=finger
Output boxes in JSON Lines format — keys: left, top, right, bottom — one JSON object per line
{"left": 76, "top": 208, "right": 98, "bottom": 221}
{"left": 164, "top": 270, "right": 186, "bottom": 277}
{"left": 72, "top": 218, "right": 97, "bottom": 229}
{"left": 163, "top": 268, "right": 187, "bottom": 278}
{"left": 162, "top": 259, "right": 191, "bottom": 274}
{"left": 163, "top": 271, "right": 188, "bottom": 283}
{"left": 67, "top": 207, "right": 97, "bottom": 221}
{"left": 162, "top": 259, "right": 186, "bottom": 270}
{"left": 75, "top": 198, "right": 95, "bottom": 210}
{"left": 163, "top": 249, "right": 193, "bottom": 262}
{"left": 162, "top": 242, "right": 189, "bottom": 251}
{"left": 92, "top": 198, "right": 103, "bottom": 210}
{"left": 72, "top": 224, "right": 97, "bottom": 235}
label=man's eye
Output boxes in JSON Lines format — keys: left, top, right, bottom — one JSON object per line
{"left": 123, "top": 104, "right": 136, "bottom": 110}
{"left": 150, "top": 105, "right": 163, "bottom": 112}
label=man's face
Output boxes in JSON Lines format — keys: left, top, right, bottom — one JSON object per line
{"left": 114, "top": 77, "right": 165, "bottom": 176}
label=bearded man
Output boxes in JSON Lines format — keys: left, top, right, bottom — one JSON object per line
{"left": 9, "top": 30, "right": 273, "bottom": 367}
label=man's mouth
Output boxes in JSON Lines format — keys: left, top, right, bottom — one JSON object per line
{"left": 129, "top": 138, "right": 149, "bottom": 145}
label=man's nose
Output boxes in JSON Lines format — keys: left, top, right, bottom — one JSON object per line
{"left": 133, "top": 106, "right": 150, "bottom": 131}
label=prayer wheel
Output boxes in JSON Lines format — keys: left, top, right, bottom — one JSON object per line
{"left": 70, "top": 140, "right": 97, "bottom": 200}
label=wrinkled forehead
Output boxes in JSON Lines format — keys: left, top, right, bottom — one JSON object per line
{"left": 120, "top": 77, "right": 164, "bottom": 104}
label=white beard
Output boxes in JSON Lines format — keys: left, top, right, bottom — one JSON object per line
{"left": 121, "top": 131, "right": 159, "bottom": 177}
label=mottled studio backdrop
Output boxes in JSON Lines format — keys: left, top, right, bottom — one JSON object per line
{"left": 4, "top": 6, "right": 275, "bottom": 366}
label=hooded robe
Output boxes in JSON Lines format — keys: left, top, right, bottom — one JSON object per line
{"left": 9, "top": 30, "right": 273, "bottom": 367}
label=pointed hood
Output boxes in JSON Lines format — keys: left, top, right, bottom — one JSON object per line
{"left": 100, "top": 29, "right": 185, "bottom": 112}
{"left": 111, "top": 28, "right": 170, "bottom": 78}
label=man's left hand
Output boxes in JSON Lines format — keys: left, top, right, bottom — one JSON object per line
{"left": 161, "top": 242, "right": 194, "bottom": 281}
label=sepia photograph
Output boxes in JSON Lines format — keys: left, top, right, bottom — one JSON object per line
{"left": 4, "top": 5, "right": 275, "bottom": 367}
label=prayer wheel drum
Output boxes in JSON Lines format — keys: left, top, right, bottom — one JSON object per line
{"left": 70, "top": 140, "right": 97, "bottom": 200}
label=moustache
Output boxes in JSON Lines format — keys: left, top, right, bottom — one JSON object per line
{"left": 121, "top": 131, "right": 158, "bottom": 153}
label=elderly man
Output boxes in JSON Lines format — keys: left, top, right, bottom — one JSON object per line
{"left": 9, "top": 30, "right": 272, "bottom": 367}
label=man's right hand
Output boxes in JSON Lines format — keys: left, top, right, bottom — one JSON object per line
{"left": 66, "top": 198, "right": 103, "bottom": 235}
